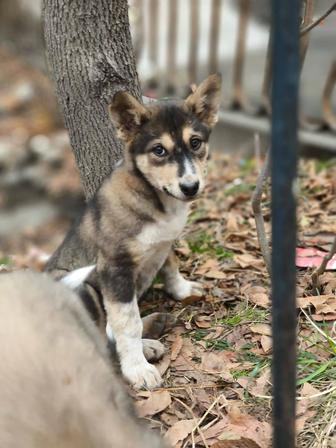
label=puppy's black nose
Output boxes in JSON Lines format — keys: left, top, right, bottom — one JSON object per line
{"left": 179, "top": 181, "right": 199, "bottom": 197}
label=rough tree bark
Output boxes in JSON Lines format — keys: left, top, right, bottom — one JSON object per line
{"left": 42, "top": 0, "right": 141, "bottom": 200}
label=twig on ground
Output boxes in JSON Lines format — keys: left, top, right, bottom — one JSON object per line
{"left": 251, "top": 146, "right": 271, "bottom": 275}
{"left": 254, "top": 133, "right": 262, "bottom": 171}
{"left": 193, "top": 394, "right": 225, "bottom": 431}
{"left": 311, "top": 236, "right": 336, "bottom": 289}
{"left": 300, "top": 2, "right": 336, "bottom": 36}
{"left": 158, "top": 383, "right": 225, "bottom": 392}
{"left": 321, "top": 408, "right": 336, "bottom": 448}
{"left": 255, "top": 383, "right": 336, "bottom": 401}
{"left": 173, "top": 396, "right": 209, "bottom": 448}
{"left": 300, "top": 307, "right": 336, "bottom": 348}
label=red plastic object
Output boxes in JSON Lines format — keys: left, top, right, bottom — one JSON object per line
{"left": 296, "top": 247, "right": 336, "bottom": 270}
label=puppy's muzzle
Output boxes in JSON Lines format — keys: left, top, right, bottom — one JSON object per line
{"left": 179, "top": 180, "right": 199, "bottom": 197}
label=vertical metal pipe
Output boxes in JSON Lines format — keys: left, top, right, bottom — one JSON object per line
{"left": 322, "top": 61, "right": 336, "bottom": 131}
{"left": 231, "top": 0, "right": 250, "bottom": 109}
{"left": 188, "top": 0, "right": 199, "bottom": 85}
{"left": 167, "top": 0, "right": 178, "bottom": 93}
{"left": 147, "top": 0, "right": 159, "bottom": 88}
{"left": 208, "top": 0, "right": 221, "bottom": 74}
{"left": 131, "top": 0, "right": 145, "bottom": 62}
{"left": 260, "top": 34, "right": 272, "bottom": 115}
{"left": 271, "top": 0, "right": 300, "bottom": 447}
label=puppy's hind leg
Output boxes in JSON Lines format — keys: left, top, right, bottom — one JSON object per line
{"left": 160, "top": 251, "right": 204, "bottom": 300}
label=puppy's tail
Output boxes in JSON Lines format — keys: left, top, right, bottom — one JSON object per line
{"left": 61, "top": 265, "right": 96, "bottom": 290}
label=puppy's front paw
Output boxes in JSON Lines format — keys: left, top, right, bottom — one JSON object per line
{"left": 143, "top": 339, "right": 165, "bottom": 362}
{"left": 121, "top": 360, "right": 162, "bottom": 389}
{"left": 167, "top": 276, "right": 204, "bottom": 301}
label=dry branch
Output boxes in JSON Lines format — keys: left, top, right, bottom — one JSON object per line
{"left": 300, "top": 2, "right": 336, "bottom": 36}
{"left": 251, "top": 143, "right": 271, "bottom": 275}
{"left": 311, "top": 235, "right": 336, "bottom": 289}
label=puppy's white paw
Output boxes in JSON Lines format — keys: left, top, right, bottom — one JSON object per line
{"left": 121, "top": 360, "right": 162, "bottom": 390}
{"left": 143, "top": 339, "right": 166, "bottom": 362}
{"left": 167, "top": 276, "right": 204, "bottom": 301}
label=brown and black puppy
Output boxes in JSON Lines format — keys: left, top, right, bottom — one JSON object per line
{"left": 0, "top": 270, "right": 165, "bottom": 448}
{"left": 47, "top": 74, "right": 222, "bottom": 389}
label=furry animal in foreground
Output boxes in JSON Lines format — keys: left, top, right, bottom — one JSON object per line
{"left": 0, "top": 270, "right": 165, "bottom": 448}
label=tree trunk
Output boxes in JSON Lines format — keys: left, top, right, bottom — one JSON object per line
{"left": 42, "top": 0, "right": 141, "bottom": 200}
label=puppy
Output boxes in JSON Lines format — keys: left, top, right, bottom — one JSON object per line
{"left": 46, "top": 74, "right": 222, "bottom": 389}
{"left": 0, "top": 270, "right": 165, "bottom": 448}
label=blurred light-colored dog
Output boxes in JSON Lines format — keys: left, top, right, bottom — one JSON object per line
{"left": 0, "top": 270, "right": 165, "bottom": 448}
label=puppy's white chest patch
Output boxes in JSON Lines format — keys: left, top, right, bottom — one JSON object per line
{"left": 137, "top": 205, "right": 188, "bottom": 246}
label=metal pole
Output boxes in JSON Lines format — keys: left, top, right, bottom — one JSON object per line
{"left": 271, "top": 0, "right": 300, "bottom": 447}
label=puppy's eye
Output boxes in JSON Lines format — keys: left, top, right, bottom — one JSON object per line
{"left": 152, "top": 144, "right": 167, "bottom": 157}
{"left": 190, "top": 137, "right": 202, "bottom": 150}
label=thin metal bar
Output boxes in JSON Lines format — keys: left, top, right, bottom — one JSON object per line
{"left": 299, "top": 0, "right": 315, "bottom": 65}
{"left": 260, "top": 34, "right": 272, "bottom": 115}
{"left": 218, "top": 109, "right": 336, "bottom": 151}
{"left": 322, "top": 61, "right": 336, "bottom": 131}
{"left": 271, "top": 0, "right": 300, "bottom": 447}
{"left": 208, "top": 0, "right": 221, "bottom": 74}
{"left": 131, "top": 0, "right": 144, "bottom": 62}
{"left": 299, "top": 1, "right": 325, "bottom": 132}
{"left": 188, "top": 0, "right": 199, "bottom": 85}
{"left": 147, "top": 0, "right": 159, "bottom": 88}
{"left": 231, "top": 0, "right": 250, "bottom": 109}
{"left": 166, "top": 0, "right": 178, "bottom": 93}
{"left": 300, "top": 2, "right": 336, "bottom": 35}
{"left": 260, "top": 1, "right": 314, "bottom": 117}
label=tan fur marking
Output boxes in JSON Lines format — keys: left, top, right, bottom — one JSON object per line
{"left": 182, "top": 126, "right": 205, "bottom": 147}
{"left": 136, "top": 153, "right": 178, "bottom": 192}
{"left": 159, "top": 133, "right": 174, "bottom": 151}
{"left": 182, "top": 126, "right": 193, "bottom": 144}
{"left": 80, "top": 212, "right": 95, "bottom": 241}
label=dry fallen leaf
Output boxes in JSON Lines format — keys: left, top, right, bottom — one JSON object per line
{"left": 200, "top": 352, "right": 236, "bottom": 382}
{"left": 193, "top": 405, "right": 271, "bottom": 447}
{"left": 300, "top": 382, "right": 320, "bottom": 398}
{"left": 135, "top": 390, "right": 171, "bottom": 418}
{"left": 235, "top": 254, "right": 264, "bottom": 269}
{"left": 195, "top": 259, "right": 219, "bottom": 275}
{"left": 250, "top": 324, "right": 271, "bottom": 337}
{"left": 204, "top": 269, "right": 226, "bottom": 279}
{"left": 260, "top": 335, "right": 272, "bottom": 353}
{"left": 171, "top": 334, "right": 184, "bottom": 361}
{"left": 164, "top": 419, "right": 194, "bottom": 447}
{"left": 223, "top": 405, "right": 272, "bottom": 448}
{"left": 201, "top": 352, "right": 227, "bottom": 374}
{"left": 311, "top": 313, "right": 336, "bottom": 321}
{"left": 248, "top": 369, "right": 271, "bottom": 397}
{"left": 194, "top": 315, "right": 212, "bottom": 328}
{"left": 157, "top": 353, "right": 172, "bottom": 376}
{"left": 226, "top": 212, "right": 240, "bottom": 232}
{"left": 248, "top": 292, "right": 270, "bottom": 308}
{"left": 212, "top": 438, "right": 262, "bottom": 448}
{"left": 296, "top": 399, "right": 316, "bottom": 433}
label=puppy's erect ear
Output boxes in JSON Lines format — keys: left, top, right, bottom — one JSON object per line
{"left": 108, "top": 91, "right": 150, "bottom": 140}
{"left": 185, "top": 74, "right": 222, "bottom": 128}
